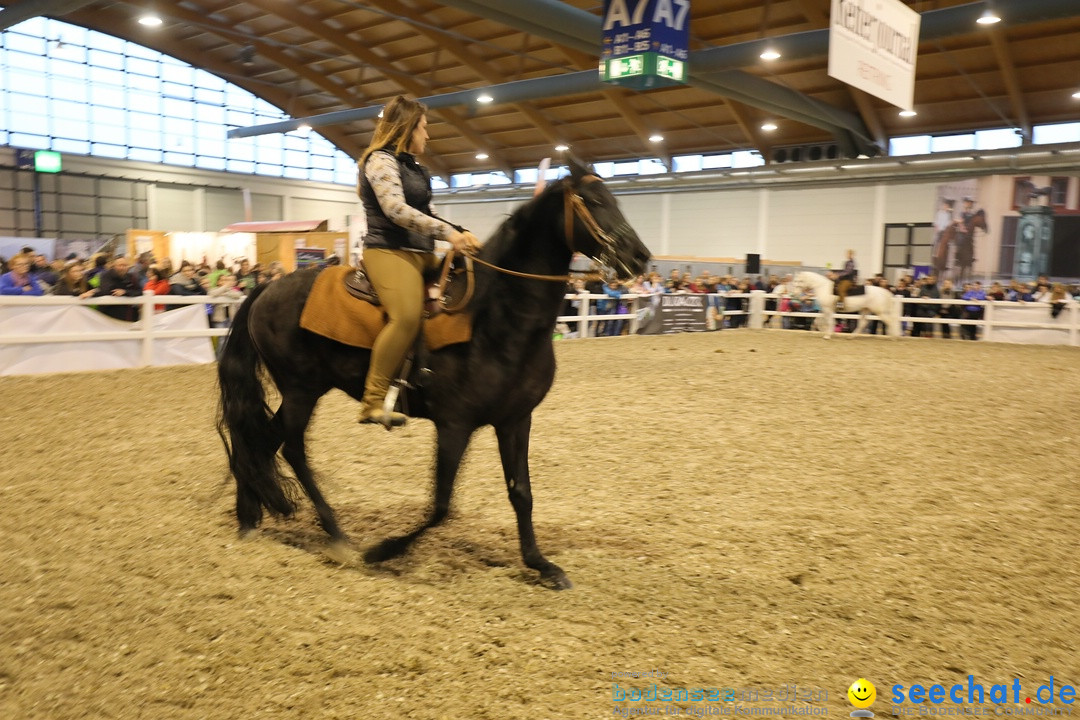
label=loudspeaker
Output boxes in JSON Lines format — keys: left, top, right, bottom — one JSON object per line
{"left": 746, "top": 253, "right": 761, "bottom": 275}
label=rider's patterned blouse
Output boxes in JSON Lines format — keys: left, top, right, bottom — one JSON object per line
{"left": 363, "top": 149, "right": 456, "bottom": 245}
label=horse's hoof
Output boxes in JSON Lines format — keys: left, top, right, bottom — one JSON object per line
{"left": 539, "top": 568, "right": 573, "bottom": 590}
{"left": 363, "top": 535, "right": 411, "bottom": 563}
{"left": 238, "top": 526, "right": 258, "bottom": 540}
{"left": 324, "top": 539, "right": 354, "bottom": 566}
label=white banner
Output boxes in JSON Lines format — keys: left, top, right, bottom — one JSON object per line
{"left": 828, "top": 0, "right": 921, "bottom": 111}
{"left": 0, "top": 303, "right": 214, "bottom": 376}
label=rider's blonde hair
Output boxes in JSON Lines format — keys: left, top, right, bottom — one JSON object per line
{"left": 360, "top": 95, "right": 427, "bottom": 166}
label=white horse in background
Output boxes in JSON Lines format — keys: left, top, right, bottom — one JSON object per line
{"left": 793, "top": 271, "right": 900, "bottom": 339}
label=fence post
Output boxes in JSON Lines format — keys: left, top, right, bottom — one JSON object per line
{"left": 578, "top": 293, "right": 591, "bottom": 338}
{"left": 982, "top": 301, "right": 993, "bottom": 343}
{"left": 1071, "top": 303, "right": 1079, "bottom": 347}
{"left": 890, "top": 296, "right": 903, "bottom": 337}
{"left": 628, "top": 295, "right": 641, "bottom": 335}
{"left": 139, "top": 291, "right": 155, "bottom": 367}
{"left": 748, "top": 290, "right": 765, "bottom": 329}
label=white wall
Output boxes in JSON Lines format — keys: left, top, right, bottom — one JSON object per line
{"left": 669, "top": 190, "right": 761, "bottom": 258}
{"left": 0, "top": 149, "right": 951, "bottom": 274}
{"left": 882, "top": 181, "right": 938, "bottom": 223}
{"left": 430, "top": 199, "right": 517, "bottom": 241}
{"left": 436, "top": 181, "right": 941, "bottom": 274}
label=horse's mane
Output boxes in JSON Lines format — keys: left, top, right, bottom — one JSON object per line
{"left": 467, "top": 178, "right": 568, "bottom": 312}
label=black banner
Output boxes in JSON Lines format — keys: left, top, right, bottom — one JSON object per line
{"left": 637, "top": 294, "right": 710, "bottom": 335}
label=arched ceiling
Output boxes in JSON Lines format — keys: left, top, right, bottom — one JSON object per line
{"left": 2, "top": 0, "right": 1079, "bottom": 179}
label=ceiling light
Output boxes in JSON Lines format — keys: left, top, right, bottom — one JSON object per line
{"left": 899, "top": 109, "right": 917, "bottom": 117}
{"left": 1072, "top": 91, "right": 1080, "bottom": 99}
{"left": 475, "top": 152, "right": 489, "bottom": 160}
{"left": 648, "top": 134, "right": 664, "bottom": 143}
{"left": 759, "top": 48, "right": 781, "bottom": 61}
{"left": 761, "top": 122, "right": 778, "bottom": 132}
{"left": 138, "top": 13, "right": 163, "bottom": 27}
{"left": 554, "top": 144, "right": 569, "bottom": 152}
{"left": 976, "top": 7, "right": 1001, "bottom": 25}
{"left": 476, "top": 93, "right": 493, "bottom": 104}
{"left": 296, "top": 124, "right": 312, "bottom": 134}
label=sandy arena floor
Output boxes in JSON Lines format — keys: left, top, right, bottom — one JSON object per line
{"left": 1, "top": 330, "right": 1078, "bottom": 720}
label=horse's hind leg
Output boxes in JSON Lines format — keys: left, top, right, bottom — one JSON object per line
{"left": 853, "top": 309, "right": 870, "bottom": 335}
{"left": 277, "top": 390, "right": 346, "bottom": 542}
{"left": 496, "top": 415, "right": 571, "bottom": 590}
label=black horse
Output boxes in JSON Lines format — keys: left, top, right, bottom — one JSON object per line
{"left": 217, "top": 158, "right": 650, "bottom": 589}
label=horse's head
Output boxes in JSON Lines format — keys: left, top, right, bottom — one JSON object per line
{"left": 792, "top": 271, "right": 820, "bottom": 295}
{"left": 560, "top": 157, "right": 651, "bottom": 280}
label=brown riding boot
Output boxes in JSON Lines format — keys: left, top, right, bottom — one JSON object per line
{"left": 358, "top": 403, "right": 407, "bottom": 428}
{"left": 357, "top": 383, "right": 407, "bottom": 428}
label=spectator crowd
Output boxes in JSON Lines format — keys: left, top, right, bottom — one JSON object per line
{"left": 559, "top": 268, "right": 1080, "bottom": 340}
{"left": 0, "top": 249, "right": 292, "bottom": 316}
{"left": 4, "top": 248, "right": 1078, "bottom": 343}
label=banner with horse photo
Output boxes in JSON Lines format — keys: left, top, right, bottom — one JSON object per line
{"left": 932, "top": 175, "right": 1080, "bottom": 284}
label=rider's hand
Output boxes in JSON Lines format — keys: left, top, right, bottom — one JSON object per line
{"left": 448, "top": 230, "right": 480, "bottom": 254}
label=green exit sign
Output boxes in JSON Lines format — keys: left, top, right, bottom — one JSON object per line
{"left": 600, "top": 52, "right": 686, "bottom": 90}
{"left": 656, "top": 56, "right": 685, "bottom": 82}
{"left": 34, "top": 150, "right": 62, "bottom": 173}
{"left": 605, "top": 54, "right": 645, "bottom": 80}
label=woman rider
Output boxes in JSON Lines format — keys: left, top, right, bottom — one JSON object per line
{"left": 356, "top": 95, "right": 480, "bottom": 427}
{"left": 834, "top": 248, "right": 857, "bottom": 310}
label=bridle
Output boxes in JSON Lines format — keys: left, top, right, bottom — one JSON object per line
{"left": 461, "top": 174, "right": 621, "bottom": 283}
{"left": 564, "top": 174, "right": 619, "bottom": 260}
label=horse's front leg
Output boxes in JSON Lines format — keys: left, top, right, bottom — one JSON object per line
{"left": 820, "top": 306, "right": 835, "bottom": 338}
{"left": 495, "top": 415, "right": 571, "bottom": 590}
{"left": 362, "top": 422, "right": 472, "bottom": 563}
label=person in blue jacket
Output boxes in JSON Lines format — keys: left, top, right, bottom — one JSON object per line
{"left": 0, "top": 255, "right": 45, "bottom": 296}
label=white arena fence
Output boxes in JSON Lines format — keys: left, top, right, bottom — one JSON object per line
{"left": 2, "top": 290, "right": 1077, "bottom": 376}
{"left": 0, "top": 293, "right": 244, "bottom": 376}
{"left": 558, "top": 292, "right": 1080, "bottom": 346}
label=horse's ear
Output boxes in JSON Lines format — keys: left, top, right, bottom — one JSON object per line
{"left": 567, "top": 155, "right": 594, "bottom": 182}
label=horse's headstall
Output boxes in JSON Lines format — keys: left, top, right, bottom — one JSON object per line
{"left": 563, "top": 175, "right": 617, "bottom": 260}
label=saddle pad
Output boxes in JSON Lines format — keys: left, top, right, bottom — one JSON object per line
{"left": 299, "top": 266, "right": 472, "bottom": 351}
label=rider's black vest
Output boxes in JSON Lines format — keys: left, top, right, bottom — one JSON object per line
{"left": 358, "top": 150, "right": 446, "bottom": 253}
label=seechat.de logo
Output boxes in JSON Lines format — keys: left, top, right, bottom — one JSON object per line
{"left": 891, "top": 676, "right": 1077, "bottom": 705}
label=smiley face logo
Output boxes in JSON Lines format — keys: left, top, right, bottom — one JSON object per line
{"left": 848, "top": 678, "right": 876, "bottom": 709}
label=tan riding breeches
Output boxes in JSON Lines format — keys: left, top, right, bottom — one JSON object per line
{"left": 361, "top": 248, "right": 437, "bottom": 409}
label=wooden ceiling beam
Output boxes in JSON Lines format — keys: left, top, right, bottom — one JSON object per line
{"left": 243, "top": 0, "right": 513, "bottom": 178}
{"left": 986, "top": 26, "right": 1032, "bottom": 143}
{"left": 374, "top": 0, "right": 565, "bottom": 153}
{"left": 726, "top": 100, "right": 771, "bottom": 164}
{"left": 558, "top": 48, "right": 670, "bottom": 168}
{"left": 604, "top": 91, "right": 672, "bottom": 170}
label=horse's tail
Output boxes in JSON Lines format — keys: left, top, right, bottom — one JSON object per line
{"left": 216, "top": 283, "right": 297, "bottom": 525}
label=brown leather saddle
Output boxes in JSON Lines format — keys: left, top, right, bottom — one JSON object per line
{"left": 344, "top": 250, "right": 474, "bottom": 316}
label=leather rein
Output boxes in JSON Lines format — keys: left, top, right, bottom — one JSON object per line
{"left": 457, "top": 174, "right": 613, "bottom": 284}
